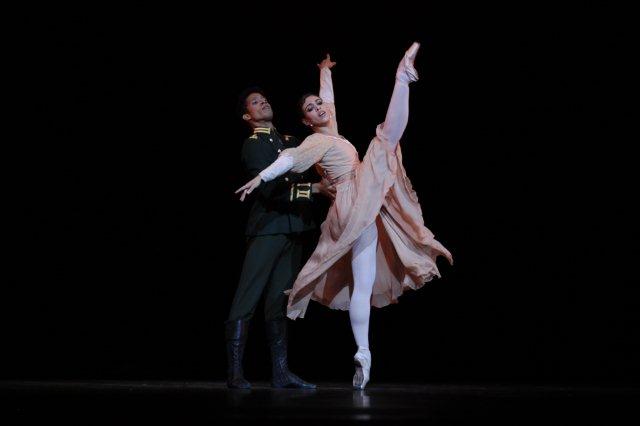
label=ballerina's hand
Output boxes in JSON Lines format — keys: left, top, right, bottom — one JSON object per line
{"left": 317, "top": 53, "right": 336, "bottom": 69}
{"left": 235, "top": 175, "right": 263, "bottom": 201}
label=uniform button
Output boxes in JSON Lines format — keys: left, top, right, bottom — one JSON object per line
{"left": 277, "top": 149, "right": 282, "bottom": 153}
{"left": 285, "top": 177, "right": 289, "bottom": 182}
{"left": 269, "top": 138, "right": 273, "bottom": 142}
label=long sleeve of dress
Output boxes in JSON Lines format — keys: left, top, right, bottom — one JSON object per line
{"left": 259, "top": 155, "right": 294, "bottom": 182}
{"left": 319, "top": 67, "right": 339, "bottom": 135}
{"left": 277, "top": 134, "right": 333, "bottom": 175}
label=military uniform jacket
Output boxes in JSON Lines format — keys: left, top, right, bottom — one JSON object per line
{"left": 241, "top": 127, "right": 317, "bottom": 236}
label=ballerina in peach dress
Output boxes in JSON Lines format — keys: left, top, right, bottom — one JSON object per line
{"left": 237, "top": 42, "right": 452, "bottom": 389}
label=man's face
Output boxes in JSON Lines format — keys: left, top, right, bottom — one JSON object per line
{"left": 243, "top": 92, "right": 273, "bottom": 123}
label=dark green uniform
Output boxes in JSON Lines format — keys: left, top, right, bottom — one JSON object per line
{"left": 228, "top": 127, "right": 317, "bottom": 322}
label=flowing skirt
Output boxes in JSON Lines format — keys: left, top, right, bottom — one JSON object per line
{"left": 287, "top": 125, "right": 453, "bottom": 319}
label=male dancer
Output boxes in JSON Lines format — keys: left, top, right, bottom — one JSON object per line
{"left": 226, "top": 87, "right": 334, "bottom": 389}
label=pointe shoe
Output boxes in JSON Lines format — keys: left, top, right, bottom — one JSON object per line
{"left": 352, "top": 348, "right": 371, "bottom": 390}
{"left": 396, "top": 42, "right": 420, "bottom": 84}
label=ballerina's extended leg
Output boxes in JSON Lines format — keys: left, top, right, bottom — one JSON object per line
{"left": 381, "top": 42, "right": 420, "bottom": 149}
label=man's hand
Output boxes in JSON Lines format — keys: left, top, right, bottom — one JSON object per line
{"left": 312, "top": 180, "right": 336, "bottom": 200}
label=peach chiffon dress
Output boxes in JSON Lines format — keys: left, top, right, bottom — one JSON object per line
{"left": 282, "top": 69, "right": 452, "bottom": 319}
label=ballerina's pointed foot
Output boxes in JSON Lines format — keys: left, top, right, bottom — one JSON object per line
{"left": 352, "top": 348, "right": 371, "bottom": 390}
{"left": 396, "top": 41, "right": 420, "bottom": 84}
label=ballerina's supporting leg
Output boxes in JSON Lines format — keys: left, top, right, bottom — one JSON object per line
{"left": 350, "top": 221, "right": 378, "bottom": 389}
{"left": 350, "top": 222, "right": 378, "bottom": 349}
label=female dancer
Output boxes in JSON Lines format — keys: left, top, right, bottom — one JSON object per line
{"left": 237, "top": 43, "right": 452, "bottom": 389}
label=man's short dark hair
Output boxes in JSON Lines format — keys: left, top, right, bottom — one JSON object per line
{"left": 237, "top": 86, "right": 267, "bottom": 119}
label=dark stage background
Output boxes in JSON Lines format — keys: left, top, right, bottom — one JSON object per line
{"left": 8, "top": 3, "right": 637, "bottom": 385}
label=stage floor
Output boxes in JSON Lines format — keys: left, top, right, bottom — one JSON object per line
{"left": 3, "top": 380, "right": 639, "bottom": 425}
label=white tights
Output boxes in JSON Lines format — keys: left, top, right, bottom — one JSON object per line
{"left": 381, "top": 80, "right": 410, "bottom": 150}
{"left": 349, "top": 221, "right": 378, "bottom": 350}
{"left": 349, "top": 75, "right": 411, "bottom": 352}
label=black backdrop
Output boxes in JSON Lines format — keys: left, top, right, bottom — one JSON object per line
{"left": 8, "top": 3, "right": 637, "bottom": 384}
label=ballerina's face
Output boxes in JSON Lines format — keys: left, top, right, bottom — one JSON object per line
{"left": 301, "top": 95, "right": 330, "bottom": 127}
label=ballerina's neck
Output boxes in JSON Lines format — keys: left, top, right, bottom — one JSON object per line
{"left": 314, "top": 126, "right": 340, "bottom": 137}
